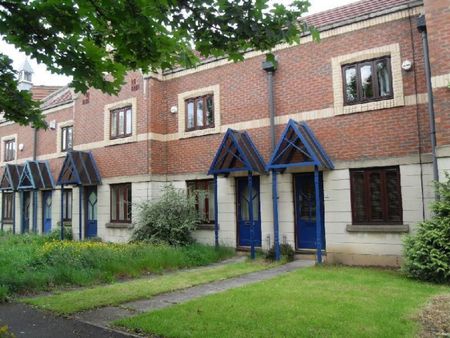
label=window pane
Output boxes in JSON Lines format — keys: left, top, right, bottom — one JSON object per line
{"left": 126, "top": 108, "right": 132, "bottom": 135}
{"left": 118, "top": 187, "right": 125, "bottom": 221}
{"left": 351, "top": 172, "right": 366, "bottom": 223}
{"left": 196, "top": 99, "right": 204, "bottom": 127}
{"left": 111, "top": 112, "right": 117, "bottom": 137}
{"left": 127, "top": 185, "right": 132, "bottom": 221}
{"left": 111, "top": 187, "right": 117, "bottom": 221}
{"left": 369, "top": 172, "right": 383, "bottom": 221}
{"left": 344, "top": 67, "right": 357, "bottom": 103}
{"left": 208, "top": 181, "right": 215, "bottom": 222}
{"left": 386, "top": 170, "right": 401, "bottom": 222}
{"left": 62, "top": 128, "right": 67, "bottom": 150}
{"left": 206, "top": 96, "right": 214, "bottom": 126}
{"left": 67, "top": 127, "right": 73, "bottom": 149}
{"left": 377, "top": 60, "right": 391, "bottom": 97}
{"left": 360, "top": 64, "right": 373, "bottom": 99}
{"left": 119, "top": 110, "right": 125, "bottom": 135}
{"left": 187, "top": 101, "right": 194, "bottom": 129}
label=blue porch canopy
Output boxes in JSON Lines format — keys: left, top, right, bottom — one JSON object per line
{"left": 267, "top": 119, "right": 334, "bottom": 263}
{"left": 56, "top": 150, "right": 101, "bottom": 240}
{"left": 0, "top": 164, "right": 23, "bottom": 191}
{"left": 57, "top": 150, "right": 101, "bottom": 186}
{"left": 208, "top": 129, "right": 266, "bottom": 259}
{"left": 267, "top": 119, "right": 334, "bottom": 171}
{"left": 208, "top": 129, "right": 266, "bottom": 176}
{"left": 17, "top": 160, "right": 55, "bottom": 190}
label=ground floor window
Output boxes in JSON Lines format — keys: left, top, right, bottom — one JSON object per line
{"left": 187, "top": 180, "right": 215, "bottom": 224}
{"left": 350, "top": 166, "right": 402, "bottom": 225}
{"left": 63, "top": 189, "right": 72, "bottom": 221}
{"left": 110, "top": 183, "right": 132, "bottom": 223}
{"left": 2, "top": 192, "right": 13, "bottom": 222}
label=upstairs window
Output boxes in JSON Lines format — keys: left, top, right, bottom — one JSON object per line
{"left": 187, "top": 180, "right": 215, "bottom": 224}
{"left": 342, "top": 56, "right": 392, "bottom": 105}
{"left": 61, "top": 126, "right": 73, "bottom": 152}
{"left": 111, "top": 183, "right": 132, "bottom": 223}
{"left": 110, "top": 106, "right": 132, "bottom": 139}
{"left": 350, "top": 167, "right": 402, "bottom": 225}
{"left": 4, "top": 139, "right": 15, "bottom": 162}
{"left": 2, "top": 192, "right": 13, "bottom": 222}
{"left": 185, "top": 95, "right": 214, "bottom": 131}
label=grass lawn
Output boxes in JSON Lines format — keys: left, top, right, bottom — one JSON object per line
{"left": 0, "top": 232, "right": 234, "bottom": 301}
{"left": 24, "top": 260, "right": 272, "bottom": 314}
{"left": 116, "top": 266, "right": 449, "bottom": 338}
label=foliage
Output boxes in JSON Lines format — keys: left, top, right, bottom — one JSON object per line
{"left": 0, "top": 233, "right": 234, "bottom": 301}
{"left": 132, "top": 184, "right": 200, "bottom": 246}
{"left": 403, "top": 176, "right": 450, "bottom": 284}
{"left": 46, "top": 227, "right": 73, "bottom": 241}
{"left": 0, "top": 0, "right": 317, "bottom": 127}
{"left": 0, "top": 325, "right": 15, "bottom": 338}
{"left": 116, "top": 266, "right": 446, "bottom": 338}
{"left": 265, "top": 243, "right": 295, "bottom": 261}
{"left": 25, "top": 260, "right": 270, "bottom": 314}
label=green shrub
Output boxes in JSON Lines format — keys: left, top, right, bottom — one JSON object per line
{"left": 47, "top": 227, "right": 73, "bottom": 240}
{"left": 265, "top": 243, "right": 295, "bottom": 262}
{"left": 403, "top": 175, "right": 450, "bottom": 283}
{"left": 132, "top": 184, "right": 200, "bottom": 245}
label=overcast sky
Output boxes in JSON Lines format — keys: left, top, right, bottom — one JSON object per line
{"left": 0, "top": 0, "right": 359, "bottom": 86}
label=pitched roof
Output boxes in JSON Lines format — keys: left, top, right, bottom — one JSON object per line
{"left": 40, "top": 86, "right": 75, "bottom": 110}
{"left": 31, "top": 85, "right": 62, "bottom": 101}
{"left": 303, "top": 0, "right": 421, "bottom": 30}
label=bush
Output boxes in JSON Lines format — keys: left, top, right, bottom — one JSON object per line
{"left": 403, "top": 175, "right": 450, "bottom": 283}
{"left": 266, "top": 243, "right": 295, "bottom": 262}
{"left": 47, "top": 227, "right": 73, "bottom": 241}
{"left": 132, "top": 184, "right": 200, "bottom": 246}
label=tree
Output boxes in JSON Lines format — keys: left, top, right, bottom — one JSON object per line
{"left": 0, "top": 0, "right": 317, "bottom": 128}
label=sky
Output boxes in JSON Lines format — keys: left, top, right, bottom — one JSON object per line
{"left": 0, "top": 0, "right": 359, "bottom": 86}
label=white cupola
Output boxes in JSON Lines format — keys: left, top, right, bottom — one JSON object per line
{"left": 17, "top": 58, "right": 33, "bottom": 91}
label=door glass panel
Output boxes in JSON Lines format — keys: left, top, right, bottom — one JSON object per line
{"left": 88, "top": 191, "right": 97, "bottom": 220}
{"left": 239, "top": 184, "right": 259, "bottom": 221}
{"left": 298, "top": 179, "right": 316, "bottom": 222}
{"left": 369, "top": 172, "right": 383, "bottom": 221}
{"left": 44, "top": 194, "right": 52, "bottom": 219}
{"left": 344, "top": 67, "right": 357, "bottom": 103}
{"left": 360, "top": 64, "right": 373, "bottom": 99}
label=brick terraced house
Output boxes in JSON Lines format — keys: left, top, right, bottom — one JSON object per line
{"left": 1, "top": 0, "right": 449, "bottom": 266}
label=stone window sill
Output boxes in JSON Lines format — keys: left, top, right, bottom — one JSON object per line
{"left": 106, "top": 222, "right": 133, "bottom": 229}
{"left": 346, "top": 224, "right": 409, "bottom": 233}
{"left": 197, "top": 224, "right": 215, "bottom": 231}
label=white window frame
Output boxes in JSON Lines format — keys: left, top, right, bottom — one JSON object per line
{"left": 103, "top": 97, "right": 138, "bottom": 146}
{"left": 56, "top": 120, "right": 74, "bottom": 155}
{"left": 1, "top": 134, "right": 17, "bottom": 164}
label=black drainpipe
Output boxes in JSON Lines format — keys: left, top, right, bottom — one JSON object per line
{"left": 262, "top": 59, "right": 277, "bottom": 151}
{"left": 417, "top": 15, "right": 439, "bottom": 200}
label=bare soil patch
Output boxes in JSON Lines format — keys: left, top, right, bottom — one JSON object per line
{"left": 418, "top": 294, "right": 450, "bottom": 337}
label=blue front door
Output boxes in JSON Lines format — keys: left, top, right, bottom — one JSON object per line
{"left": 86, "top": 187, "right": 97, "bottom": 238}
{"left": 42, "top": 191, "right": 52, "bottom": 234}
{"left": 294, "top": 173, "right": 325, "bottom": 250}
{"left": 237, "top": 176, "right": 262, "bottom": 247}
{"left": 22, "top": 192, "right": 30, "bottom": 233}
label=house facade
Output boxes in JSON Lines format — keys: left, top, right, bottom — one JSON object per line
{"left": 1, "top": 0, "right": 449, "bottom": 266}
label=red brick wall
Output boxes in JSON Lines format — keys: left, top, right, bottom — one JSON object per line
{"left": 424, "top": 0, "right": 450, "bottom": 147}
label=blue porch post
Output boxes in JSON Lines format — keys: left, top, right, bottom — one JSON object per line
{"left": 12, "top": 192, "right": 15, "bottom": 234}
{"left": 20, "top": 191, "right": 24, "bottom": 233}
{"left": 213, "top": 174, "right": 219, "bottom": 247}
{"left": 314, "top": 165, "right": 323, "bottom": 264}
{"left": 60, "top": 185, "right": 64, "bottom": 240}
{"left": 1, "top": 191, "right": 3, "bottom": 232}
{"left": 248, "top": 171, "right": 255, "bottom": 259}
{"left": 32, "top": 191, "right": 38, "bottom": 233}
{"left": 79, "top": 186, "right": 83, "bottom": 240}
{"left": 272, "top": 170, "right": 281, "bottom": 260}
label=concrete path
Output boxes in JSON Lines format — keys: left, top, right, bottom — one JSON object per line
{"left": 75, "top": 259, "right": 315, "bottom": 329}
